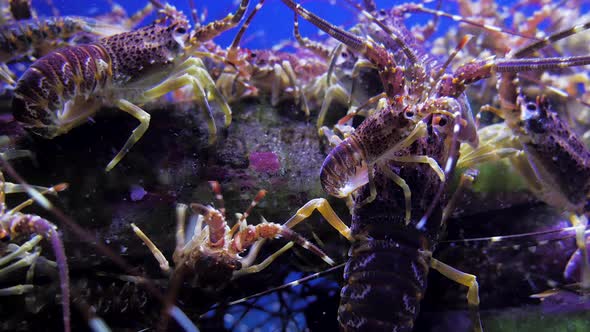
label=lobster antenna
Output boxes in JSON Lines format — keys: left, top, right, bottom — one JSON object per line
{"left": 237, "top": 189, "right": 267, "bottom": 225}
{"left": 397, "top": 2, "right": 540, "bottom": 41}
{"left": 188, "top": 0, "right": 198, "bottom": 24}
{"left": 513, "top": 20, "right": 590, "bottom": 58}
{"left": 208, "top": 181, "right": 226, "bottom": 218}
{"left": 149, "top": 0, "right": 165, "bottom": 9}
{"left": 344, "top": 0, "right": 419, "bottom": 64}
{"left": 200, "top": 262, "right": 346, "bottom": 316}
{"left": 229, "top": 0, "right": 266, "bottom": 53}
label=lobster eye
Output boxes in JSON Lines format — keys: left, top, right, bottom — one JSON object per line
{"left": 175, "top": 27, "right": 187, "bottom": 34}
{"left": 526, "top": 103, "right": 537, "bottom": 112}
{"left": 437, "top": 117, "right": 447, "bottom": 127}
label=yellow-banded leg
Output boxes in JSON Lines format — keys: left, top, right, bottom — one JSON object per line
{"left": 142, "top": 57, "right": 231, "bottom": 141}
{"left": 0, "top": 235, "right": 43, "bottom": 296}
{"left": 425, "top": 250, "right": 482, "bottom": 332}
{"left": 283, "top": 198, "right": 352, "bottom": 241}
{"left": 107, "top": 57, "right": 232, "bottom": 171}
{"left": 317, "top": 83, "right": 351, "bottom": 133}
{"left": 232, "top": 241, "right": 294, "bottom": 278}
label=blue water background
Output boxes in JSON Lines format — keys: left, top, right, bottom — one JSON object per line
{"left": 34, "top": 0, "right": 570, "bottom": 50}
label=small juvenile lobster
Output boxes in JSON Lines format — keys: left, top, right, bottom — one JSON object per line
{"left": 281, "top": 0, "right": 590, "bottom": 330}
{"left": 131, "top": 181, "right": 333, "bottom": 291}
{"left": 12, "top": 1, "right": 241, "bottom": 171}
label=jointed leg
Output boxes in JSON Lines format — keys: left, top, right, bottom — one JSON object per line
{"left": 281, "top": 60, "right": 310, "bottom": 116}
{"left": 426, "top": 252, "right": 482, "bottom": 332}
{"left": 380, "top": 164, "right": 412, "bottom": 224}
{"left": 317, "top": 83, "right": 350, "bottom": 132}
{"left": 457, "top": 123, "right": 524, "bottom": 169}
{"left": 457, "top": 147, "right": 523, "bottom": 169}
{"left": 143, "top": 58, "right": 232, "bottom": 142}
{"left": 283, "top": 198, "right": 352, "bottom": 241}
{"left": 390, "top": 155, "right": 446, "bottom": 182}
{"left": 271, "top": 63, "right": 286, "bottom": 107}
{"left": 337, "top": 92, "right": 387, "bottom": 126}
{"left": 130, "top": 223, "right": 170, "bottom": 273}
{"left": 0, "top": 63, "right": 16, "bottom": 86}
{"left": 192, "top": 0, "right": 250, "bottom": 42}
{"left": 124, "top": 1, "right": 155, "bottom": 29}
{"left": 231, "top": 220, "right": 334, "bottom": 265}
{"left": 319, "top": 126, "right": 344, "bottom": 147}
{"left": 0, "top": 250, "right": 39, "bottom": 280}
{"left": 175, "top": 203, "right": 188, "bottom": 253}
{"left": 0, "top": 285, "right": 34, "bottom": 296}
{"left": 428, "top": 255, "right": 480, "bottom": 306}
{"left": 568, "top": 214, "right": 590, "bottom": 290}
{"left": 0, "top": 235, "right": 43, "bottom": 274}
{"left": 233, "top": 241, "right": 294, "bottom": 278}
{"left": 377, "top": 121, "right": 429, "bottom": 163}
{"left": 8, "top": 183, "right": 67, "bottom": 214}
{"left": 106, "top": 99, "right": 151, "bottom": 172}
{"left": 232, "top": 189, "right": 267, "bottom": 236}
{"left": 349, "top": 59, "right": 377, "bottom": 108}
{"left": 0, "top": 149, "right": 32, "bottom": 161}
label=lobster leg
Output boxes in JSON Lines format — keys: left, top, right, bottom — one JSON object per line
{"left": 317, "top": 83, "right": 350, "bottom": 132}
{"left": 0, "top": 63, "right": 16, "bottom": 86}
{"left": 390, "top": 155, "right": 446, "bottom": 182}
{"left": 106, "top": 99, "right": 151, "bottom": 172}
{"left": 0, "top": 249, "right": 40, "bottom": 280}
{"left": 130, "top": 223, "right": 170, "bottom": 273}
{"left": 0, "top": 148, "right": 32, "bottom": 162}
{"left": 233, "top": 241, "right": 294, "bottom": 278}
{"left": 280, "top": 60, "right": 310, "bottom": 116}
{"left": 174, "top": 203, "right": 188, "bottom": 252}
{"left": 379, "top": 163, "right": 412, "bottom": 224}
{"left": 0, "top": 235, "right": 42, "bottom": 272}
{"left": 191, "top": 0, "right": 250, "bottom": 42}
{"left": 142, "top": 57, "right": 232, "bottom": 143}
{"left": 375, "top": 121, "right": 428, "bottom": 163}
{"left": 283, "top": 198, "right": 352, "bottom": 241}
{"left": 348, "top": 59, "right": 377, "bottom": 108}
{"left": 428, "top": 254, "right": 482, "bottom": 332}
{"left": 0, "top": 285, "right": 34, "bottom": 295}
{"left": 428, "top": 255, "right": 480, "bottom": 306}
{"left": 568, "top": 215, "right": 590, "bottom": 290}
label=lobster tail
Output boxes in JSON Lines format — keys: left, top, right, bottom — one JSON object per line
{"left": 339, "top": 237, "right": 430, "bottom": 331}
